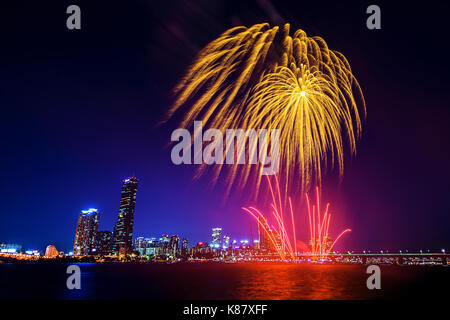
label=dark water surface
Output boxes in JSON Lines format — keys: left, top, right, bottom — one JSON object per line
{"left": 1, "top": 263, "right": 448, "bottom": 300}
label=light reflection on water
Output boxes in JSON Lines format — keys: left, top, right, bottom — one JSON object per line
{"left": 1, "top": 262, "right": 447, "bottom": 300}
{"left": 228, "top": 264, "right": 368, "bottom": 300}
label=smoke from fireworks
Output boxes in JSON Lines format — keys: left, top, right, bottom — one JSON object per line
{"left": 168, "top": 23, "right": 365, "bottom": 196}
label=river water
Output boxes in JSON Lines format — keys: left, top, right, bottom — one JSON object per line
{"left": 1, "top": 262, "right": 448, "bottom": 299}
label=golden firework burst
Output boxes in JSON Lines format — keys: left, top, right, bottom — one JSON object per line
{"left": 168, "top": 23, "right": 365, "bottom": 197}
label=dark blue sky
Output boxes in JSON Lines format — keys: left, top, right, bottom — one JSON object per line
{"left": 0, "top": 1, "right": 449, "bottom": 253}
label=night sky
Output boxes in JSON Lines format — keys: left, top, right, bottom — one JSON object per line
{"left": 1, "top": 0, "right": 449, "bottom": 253}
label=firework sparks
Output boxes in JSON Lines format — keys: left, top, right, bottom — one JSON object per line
{"left": 306, "top": 187, "right": 351, "bottom": 257}
{"left": 168, "top": 23, "right": 365, "bottom": 197}
{"left": 243, "top": 176, "right": 351, "bottom": 261}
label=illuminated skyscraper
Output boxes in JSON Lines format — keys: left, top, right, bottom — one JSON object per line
{"left": 133, "top": 236, "right": 146, "bottom": 256}
{"left": 325, "top": 236, "right": 333, "bottom": 252}
{"left": 223, "top": 235, "right": 230, "bottom": 249}
{"left": 211, "top": 227, "right": 222, "bottom": 246}
{"left": 112, "top": 177, "right": 138, "bottom": 255}
{"left": 160, "top": 234, "right": 170, "bottom": 255}
{"left": 170, "top": 235, "right": 180, "bottom": 257}
{"left": 309, "top": 236, "right": 333, "bottom": 253}
{"left": 181, "top": 238, "right": 189, "bottom": 253}
{"left": 268, "top": 229, "right": 282, "bottom": 252}
{"left": 192, "top": 242, "right": 210, "bottom": 255}
{"left": 95, "top": 230, "right": 113, "bottom": 256}
{"left": 257, "top": 216, "right": 269, "bottom": 250}
{"left": 73, "top": 208, "right": 99, "bottom": 256}
{"left": 145, "top": 238, "right": 160, "bottom": 256}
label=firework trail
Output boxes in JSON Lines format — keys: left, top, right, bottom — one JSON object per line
{"left": 306, "top": 187, "right": 351, "bottom": 257}
{"left": 242, "top": 175, "right": 351, "bottom": 261}
{"left": 242, "top": 175, "right": 296, "bottom": 261}
{"left": 168, "top": 23, "right": 365, "bottom": 197}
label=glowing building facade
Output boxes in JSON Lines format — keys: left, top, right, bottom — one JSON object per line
{"left": 73, "top": 208, "right": 99, "bottom": 256}
{"left": 133, "top": 236, "right": 146, "bottom": 255}
{"left": 45, "top": 245, "right": 59, "bottom": 258}
{"left": 192, "top": 242, "right": 211, "bottom": 255}
{"left": 267, "top": 229, "right": 282, "bottom": 252}
{"left": 181, "top": 237, "right": 189, "bottom": 253}
{"left": 309, "top": 236, "right": 334, "bottom": 254}
{"left": 257, "top": 216, "right": 269, "bottom": 250}
{"left": 0, "top": 243, "right": 22, "bottom": 253}
{"left": 170, "top": 235, "right": 180, "bottom": 257}
{"left": 145, "top": 238, "right": 160, "bottom": 256}
{"left": 112, "top": 177, "right": 138, "bottom": 255}
{"left": 95, "top": 230, "right": 113, "bottom": 256}
{"left": 211, "top": 227, "right": 222, "bottom": 246}
{"left": 160, "top": 234, "right": 170, "bottom": 255}
{"left": 223, "top": 235, "right": 230, "bottom": 249}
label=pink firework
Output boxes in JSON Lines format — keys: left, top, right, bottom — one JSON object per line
{"left": 242, "top": 176, "right": 351, "bottom": 261}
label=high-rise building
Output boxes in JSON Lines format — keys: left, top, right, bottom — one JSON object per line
{"left": 112, "top": 177, "right": 138, "bottom": 255}
{"left": 309, "top": 236, "right": 333, "bottom": 253}
{"left": 324, "top": 236, "right": 333, "bottom": 252}
{"left": 223, "top": 235, "right": 230, "bottom": 249}
{"left": 211, "top": 227, "right": 222, "bottom": 247}
{"left": 160, "top": 234, "right": 170, "bottom": 255}
{"left": 73, "top": 208, "right": 99, "bottom": 256}
{"left": 181, "top": 238, "right": 189, "bottom": 253}
{"left": 268, "top": 229, "right": 282, "bottom": 252}
{"left": 257, "top": 216, "right": 269, "bottom": 250}
{"left": 134, "top": 236, "right": 146, "bottom": 256}
{"left": 192, "top": 241, "right": 211, "bottom": 255}
{"left": 145, "top": 238, "right": 160, "bottom": 256}
{"left": 95, "top": 231, "right": 113, "bottom": 256}
{"left": 170, "top": 235, "right": 180, "bottom": 257}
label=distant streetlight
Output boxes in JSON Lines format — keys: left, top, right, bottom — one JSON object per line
{"left": 442, "top": 249, "right": 446, "bottom": 254}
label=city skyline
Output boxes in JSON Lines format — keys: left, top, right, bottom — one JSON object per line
{"left": 3, "top": 173, "right": 448, "bottom": 255}
{"left": 2, "top": 172, "right": 449, "bottom": 255}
